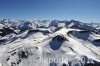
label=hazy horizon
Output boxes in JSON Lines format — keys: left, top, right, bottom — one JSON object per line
{"left": 0, "top": 0, "right": 100, "bottom": 23}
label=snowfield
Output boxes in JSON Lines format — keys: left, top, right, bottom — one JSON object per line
{"left": 0, "top": 19, "right": 100, "bottom": 66}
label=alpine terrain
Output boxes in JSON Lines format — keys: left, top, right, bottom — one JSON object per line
{"left": 0, "top": 19, "right": 100, "bottom": 66}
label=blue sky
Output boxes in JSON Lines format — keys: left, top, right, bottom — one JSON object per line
{"left": 0, "top": 0, "right": 100, "bottom": 23}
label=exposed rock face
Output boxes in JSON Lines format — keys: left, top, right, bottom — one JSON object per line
{"left": 0, "top": 19, "right": 100, "bottom": 66}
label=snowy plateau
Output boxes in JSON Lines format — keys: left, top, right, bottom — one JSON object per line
{"left": 0, "top": 19, "right": 100, "bottom": 66}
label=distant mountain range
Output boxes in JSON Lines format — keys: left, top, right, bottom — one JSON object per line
{"left": 0, "top": 19, "right": 100, "bottom": 66}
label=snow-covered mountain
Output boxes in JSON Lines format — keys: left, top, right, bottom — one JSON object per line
{"left": 0, "top": 19, "right": 100, "bottom": 66}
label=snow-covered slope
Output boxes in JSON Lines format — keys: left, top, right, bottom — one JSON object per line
{"left": 0, "top": 19, "right": 100, "bottom": 66}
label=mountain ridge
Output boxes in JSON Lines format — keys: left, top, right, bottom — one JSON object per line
{"left": 0, "top": 19, "right": 100, "bottom": 66}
